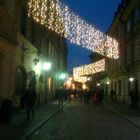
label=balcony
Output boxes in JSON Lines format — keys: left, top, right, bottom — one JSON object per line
{"left": 0, "top": 7, "right": 17, "bottom": 45}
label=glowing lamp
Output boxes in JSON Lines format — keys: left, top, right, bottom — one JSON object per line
{"left": 42, "top": 62, "right": 51, "bottom": 71}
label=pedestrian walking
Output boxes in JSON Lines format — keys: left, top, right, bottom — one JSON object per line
{"left": 110, "top": 89, "right": 116, "bottom": 102}
{"left": 129, "top": 89, "right": 139, "bottom": 109}
{"left": 92, "top": 90, "right": 98, "bottom": 105}
{"left": 23, "top": 84, "right": 37, "bottom": 120}
{"left": 55, "top": 87, "right": 64, "bottom": 107}
{"left": 98, "top": 88, "right": 104, "bottom": 104}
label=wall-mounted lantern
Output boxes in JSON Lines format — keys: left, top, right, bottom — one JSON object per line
{"left": 33, "top": 58, "right": 39, "bottom": 65}
{"left": 97, "top": 83, "right": 100, "bottom": 86}
{"left": 129, "top": 77, "right": 134, "bottom": 82}
{"left": 106, "top": 81, "right": 110, "bottom": 85}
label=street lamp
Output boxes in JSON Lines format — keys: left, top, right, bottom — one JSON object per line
{"left": 129, "top": 77, "right": 134, "bottom": 82}
{"left": 106, "top": 81, "right": 110, "bottom": 85}
{"left": 97, "top": 83, "right": 100, "bottom": 86}
{"left": 59, "top": 73, "right": 67, "bottom": 80}
{"left": 87, "top": 77, "right": 92, "bottom": 81}
{"left": 42, "top": 62, "right": 51, "bottom": 71}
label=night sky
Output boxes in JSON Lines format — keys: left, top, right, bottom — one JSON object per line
{"left": 62, "top": 0, "right": 122, "bottom": 70}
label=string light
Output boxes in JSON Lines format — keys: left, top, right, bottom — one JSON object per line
{"left": 73, "top": 59, "right": 105, "bottom": 82}
{"left": 28, "top": 0, "right": 119, "bottom": 59}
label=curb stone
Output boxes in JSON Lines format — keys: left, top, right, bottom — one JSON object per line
{"left": 19, "top": 102, "right": 69, "bottom": 140}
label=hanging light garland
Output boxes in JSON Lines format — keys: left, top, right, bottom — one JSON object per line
{"left": 27, "top": 0, "right": 119, "bottom": 59}
{"left": 28, "top": 0, "right": 65, "bottom": 36}
{"left": 73, "top": 59, "right": 105, "bottom": 83}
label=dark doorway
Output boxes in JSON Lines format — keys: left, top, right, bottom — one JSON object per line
{"left": 15, "top": 66, "right": 27, "bottom": 96}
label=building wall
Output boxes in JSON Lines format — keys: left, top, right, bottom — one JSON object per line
{"left": 0, "top": 0, "right": 68, "bottom": 106}
{"left": 0, "top": 6, "right": 17, "bottom": 104}
{"left": 107, "top": 0, "right": 140, "bottom": 104}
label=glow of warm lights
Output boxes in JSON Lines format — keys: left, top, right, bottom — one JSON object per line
{"left": 27, "top": 0, "right": 119, "bottom": 59}
{"left": 82, "top": 83, "right": 87, "bottom": 90}
{"left": 73, "top": 59, "right": 105, "bottom": 83}
{"left": 64, "top": 80, "right": 72, "bottom": 89}
{"left": 72, "top": 84, "right": 75, "bottom": 90}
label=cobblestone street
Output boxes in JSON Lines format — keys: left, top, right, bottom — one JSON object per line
{"left": 28, "top": 100, "right": 140, "bottom": 140}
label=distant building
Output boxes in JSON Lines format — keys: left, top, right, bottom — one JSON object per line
{"left": 90, "top": 0, "right": 140, "bottom": 104}
{"left": 0, "top": 0, "right": 68, "bottom": 106}
{"left": 88, "top": 52, "right": 108, "bottom": 94}
{"left": 107, "top": 0, "right": 140, "bottom": 103}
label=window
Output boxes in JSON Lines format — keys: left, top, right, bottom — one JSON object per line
{"left": 118, "top": 26, "right": 121, "bottom": 38}
{"left": 20, "top": 7, "right": 27, "bottom": 35}
{"left": 134, "top": 35, "right": 140, "bottom": 61}
{"left": 126, "top": 43, "right": 131, "bottom": 64}
{"left": 134, "top": 8, "right": 139, "bottom": 23}
{"left": 126, "top": 20, "right": 131, "bottom": 32}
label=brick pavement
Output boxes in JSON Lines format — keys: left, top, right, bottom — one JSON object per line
{"left": 0, "top": 100, "right": 68, "bottom": 140}
{"left": 104, "top": 98, "right": 140, "bottom": 129}
{"left": 0, "top": 98, "right": 140, "bottom": 140}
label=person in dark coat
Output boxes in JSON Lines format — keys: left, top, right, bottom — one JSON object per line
{"left": 55, "top": 88, "right": 64, "bottom": 107}
{"left": 129, "top": 89, "right": 139, "bottom": 109}
{"left": 24, "top": 85, "right": 37, "bottom": 120}
{"left": 110, "top": 89, "right": 116, "bottom": 101}
{"left": 92, "top": 90, "right": 98, "bottom": 105}
{"left": 98, "top": 88, "right": 104, "bottom": 104}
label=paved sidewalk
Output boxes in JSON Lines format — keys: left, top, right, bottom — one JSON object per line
{"left": 104, "top": 98, "right": 140, "bottom": 129}
{"left": 0, "top": 100, "right": 68, "bottom": 140}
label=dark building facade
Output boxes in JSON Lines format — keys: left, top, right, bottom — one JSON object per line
{"left": 89, "top": 0, "right": 140, "bottom": 104}
{"left": 107, "top": 0, "right": 140, "bottom": 104}
{"left": 0, "top": 0, "right": 68, "bottom": 106}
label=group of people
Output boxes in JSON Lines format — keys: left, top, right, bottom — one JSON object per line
{"left": 81, "top": 89, "right": 104, "bottom": 105}
{"left": 1, "top": 84, "right": 139, "bottom": 123}
{"left": 55, "top": 88, "right": 74, "bottom": 107}
{"left": 0, "top": 84, "right": 37, "bottom": 123}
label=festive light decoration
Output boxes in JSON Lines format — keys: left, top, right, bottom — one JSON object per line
{"left": 73, "top": 59, "right": 105, "bottom": 82}
{"left": 27, "top": 0, "right": 119, "bottom": 59}
{"left": 73, "top": 74, "right": 87, "bottom": 83}
{"left": 93, "top": 36, "right": 119, "bottom": 59}
{"left": 28, "top": 0, "right": 65, "bottom": 36}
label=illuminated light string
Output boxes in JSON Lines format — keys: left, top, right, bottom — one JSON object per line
{"left": 28, "top": 0, "right": 119, "bottom": 59}
{"left": 73, "top": 59, "right": 105, "bottom": 83}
